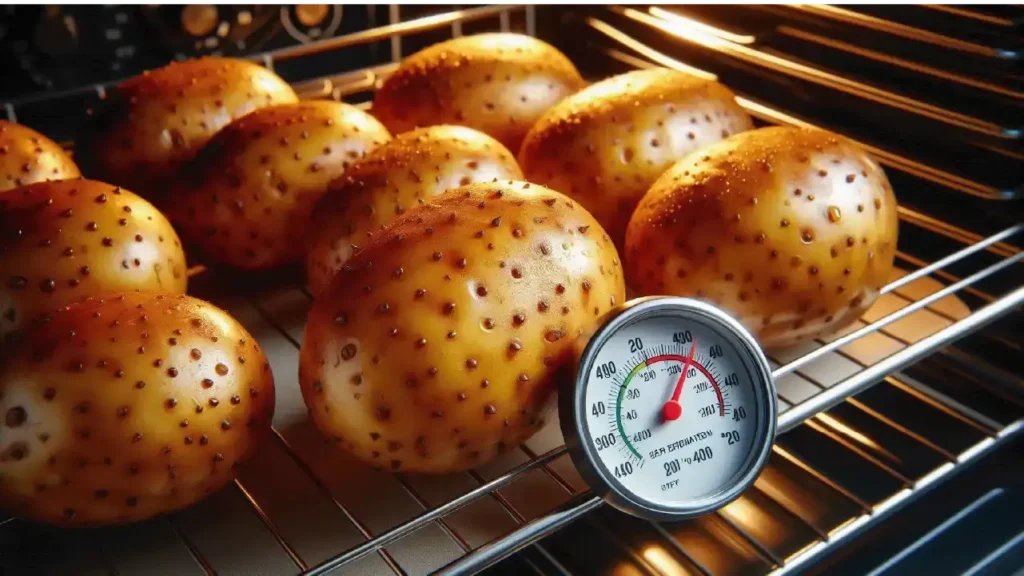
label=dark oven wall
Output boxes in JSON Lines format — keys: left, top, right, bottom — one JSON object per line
{"left": 0, "top": 5, "right": 392, "bottom": 99}
{"left": 0, "top": 5, "right": 537, "bottom": 143}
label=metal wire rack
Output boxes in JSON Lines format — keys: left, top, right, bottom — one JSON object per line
{"left": 1, "top": 6, "right": 1022, "bottom": 576}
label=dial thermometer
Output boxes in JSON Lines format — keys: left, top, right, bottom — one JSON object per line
{"left": 560, "top": 297, "right": 776, "bottom": 521}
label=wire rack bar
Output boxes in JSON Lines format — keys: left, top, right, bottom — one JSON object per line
{"left": 768, "top": 420, "right": 1023, "bottom": 575}
{"left": 894, "top": 207, "right": 1019, "bottom": 257}
{"left": 774, "top": 245, "right": 1023, "bottom": 379}
{"left": 435, "top": 494, "right": 605, "bottom": 576}
{"left": 618, "top": 7, "right": 1015, "bottom": 139}
{"left": 784, "top": 4, "right": 1018, "bottom": 60}
{"left": 586, "top": 17, "right": 1015, "bottom": 199}
{"left": 919, "top": 4, "right": 1018, "bottom": 27}
{"left": 882, "top": 224, "right": 1021, "bottom": 294}
{"left": 299, "top": 446, "right": 567, "bottom": 573}
{"left": 648, "top": 520, "right": 715, "bottom": 575}
{"left": 734, "top": 94, "right": 1014, "bottom": 199}
{"left": 777, "top": 285, "right": 1024, "bottom": 433}
{"left": 774, "top": 26, "right": 1024, "bottom": 100}
{"left": 232, "top": 480, "right": 309, "bottom": 571}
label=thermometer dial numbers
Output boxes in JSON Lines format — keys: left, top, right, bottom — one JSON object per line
{"left": 609, "top": 347, "right": 729, "bottom": 464}
{"left": 585, "top": 322, "right": 761, "bottom": 508}
{"left": 563, "top": 297, "right": 776, "bottom": 521}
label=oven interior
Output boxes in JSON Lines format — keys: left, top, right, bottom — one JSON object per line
{"left": 0, "top": 5, "right": 1022, "bottom": 575}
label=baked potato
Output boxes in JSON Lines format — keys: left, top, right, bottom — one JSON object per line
{"left": 625, "top": 127, "right": 899, "bottom": 349}
{"left": 519, "top": 68, "right": 753, "bottom": 247}
{"left": 299, "top": 181, "right": 624, "bottom": 473}
{"left": 304, "top": 125, "right": 522, "bottom": 295}
{"left": 0, "top": 292, "right": 275, "bottom": 526}
{"left": 373, "top": 33, "right": 585, "bottom": 152}
{"left": 85, "top": 57, "right": 297, "bottom": 198}
{"left": 167, "top": 100, "right": 391, "bottom": 270}
{"left": 0, "top": 120, "right": 80, "bottom": 191}
{"left": 1, "top": 179, "right": 187, "bottom": 345}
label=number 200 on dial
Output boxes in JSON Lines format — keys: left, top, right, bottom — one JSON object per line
{"left": 562, "top": 297, "right": 777, "bottom": 521}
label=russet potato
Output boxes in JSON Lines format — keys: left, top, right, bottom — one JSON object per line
{"left": 373, "top": 33, "right": 585, "bottom": 152}
{"left": 520, "top": 68, "right": 753, "bottom": 248}
{"left": 167, "top": 101, "right": 391, "bottom": 270}
{"left": 304, "top": 125, "right": 522, "bottom": 295}
{"left": 625, "top": 127, "right": 899, "bottom": 349}
{"left": 1, "top": 179, "right": 187, "bottom": 345}
{"left": 85, "top": 57, "right": 297, "bottom": 198}
{"left": 0, "top": 293, "right": 275, "bottom": 526}
{"left": 299, "top": 181, "right": 624, "bottom": 473}
{"left": 0, "top": 121, "right": 80, "bottom": 191}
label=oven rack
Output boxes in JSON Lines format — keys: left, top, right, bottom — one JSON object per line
{"left": 619, "top": 8, "right": 1015, "bottom": 141}
{"left": 2, "top": 7, "right": 1023, "bottom": 576}
{"left": 594, "top": 7, "right": 1021, "bottom": 200}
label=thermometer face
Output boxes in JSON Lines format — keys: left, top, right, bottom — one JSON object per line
{"left": 565, "top": 298, "right": 775, "bottom": 520}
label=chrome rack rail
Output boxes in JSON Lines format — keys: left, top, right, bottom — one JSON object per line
{"left": 2, "top": 7, "right": 1021, "bottom": 576}
{"left": 584, "top": 16, "right": 1016, "bottom": 201}
{"left": 616, "top": 7, "right": 1016, "bottom": 140}
{"left": 786, "top": 4, "right": 1019, "bottom": 60}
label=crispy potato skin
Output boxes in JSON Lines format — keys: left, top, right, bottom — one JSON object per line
{"left": 304, "top": 125, "right": 523, "bottom": 295}
{"left": 0, "top": 179, "right": 187, "bottom": 345}
{"left": 0, "top": 121, "right": 80, "bottom": 191}
{"left": 625, "top": 127, "right": 899, "bottom": 349}
{"left": 0, "top": 293, "right": 275, "bottom": 527}
{"left": 519, "top": 68, "right": 753, "bottom": 248}
{"left": 167, "top": 101, "right": 391, "bottom": 270}
{"left": 85, "top": 57, "right": 297, "bottom": 198}
{"left": 299, "top": 182, "right": 624, "bottom": 473}
{"left": 373, "top": 34, "right": 585, "bottom": 152}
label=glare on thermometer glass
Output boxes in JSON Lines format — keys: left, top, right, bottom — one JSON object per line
{"left": 561, "top": 297, "right": 776, "bottom": 520}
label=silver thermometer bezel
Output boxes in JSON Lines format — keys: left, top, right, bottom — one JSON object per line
{"left": 560, "top": 296, "right": 777, "bottom": 521}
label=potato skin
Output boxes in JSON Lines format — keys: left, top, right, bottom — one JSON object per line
{"left": 625, "top": 127, "right": 899, "bottom": 349}
{"left": 167, "top": 101, "right": 391, "bottom": 270}
{"left": 299, "top": 182, "right": 624, "bottom": 473}
{"left": 0, "top": 179, "right": 187, "bottom": 345}
{"left": 0, "top": 121, "right": 81, "bottom": 191}
{"left": 373, "top": 33, "right": 585, "bottom": 152}
{"left": 0, "top": 293, "right": 275, "bottom": 527}
{"left": 85, "top": 57, "right": 297, "bottom": 198}
{"left": 520, "top": 68, "right": 753, "bottom": 248}
{"left": 304, "top": 125, "right": 522, "bottom": 295}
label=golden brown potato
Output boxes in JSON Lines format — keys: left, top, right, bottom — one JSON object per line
{"left": 0, "top": 292, "right": 275, "bottom": 526}
{"left": 626, "top": 127, "right": 899, "bottom": 349}
{"left": 519, "top": 68, "right": 753, "bottom": 248}
{"left": 0, "top": 120, "right": 80, "bottom": 191}
{"left": 304, "top": 125, "right": 523, "bottom": 295}
{"left": 373, "top": 33, "right": 585, "bottom": 152}
{"left": 0, "top": 179, "right": 188, "bottom": 345}
{"left": 167, "top": 101, "right": 391, "bottom": 270}
{"left": 85, "top": 57, "right": 297, "bottom": 198}
{"left": 299, "top": 181, "right": 625, "bottom": 473}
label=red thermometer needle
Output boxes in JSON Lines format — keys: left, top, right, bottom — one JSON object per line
{"left": 662, "top": 338, "right": 698, "bottom": 422}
